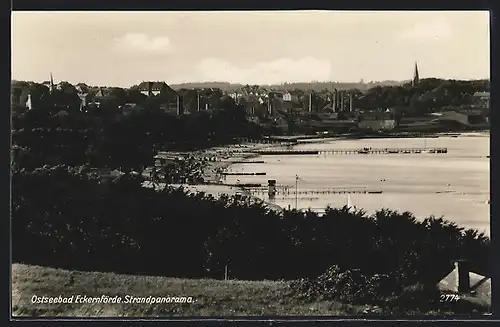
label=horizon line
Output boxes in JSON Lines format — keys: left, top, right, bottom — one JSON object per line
{"left": 11, "top": 77, "right": 491, "bottom": 88}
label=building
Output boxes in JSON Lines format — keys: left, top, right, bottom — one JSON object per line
{"left": 435, "top": 109, "right": 489, "bottom": 127}
{"left": 137, "top": 81, "right": 174, "bottom": 97}
{"left": 75, "top": 84, "right": 90, "bottom": 111}
{"left": 437, "top": 260, "right": 490, "bottom": 307}
{"left": 357, "top": 110, "right": 396, "bottom": 131}
{"left": 358, "top": 119, "right": 396, "bottom": 131}
{"left": 473, "top": 91, "right": 490, "bottom": 109}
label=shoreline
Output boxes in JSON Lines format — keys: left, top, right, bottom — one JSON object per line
{"left": 277, "top": 130, "right": 490, "bottom": 143}
{"left": 198, "top": 129, "right": 489, "bottom": 186}
{"left": 161, "top": 130, "right": 489, "bottom": 216}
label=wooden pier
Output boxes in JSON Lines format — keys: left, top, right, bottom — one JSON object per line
{"left": 222, "top": 172, "right": 267, "bottom": 176}
{"left": 250, "top": 147, "right": 448, "bottom": 155}
{"left": 228, "top": 160, "right": 266, "bottom": 164}
{"left": 247, "top": 188, "right": 383, "bottom": 195}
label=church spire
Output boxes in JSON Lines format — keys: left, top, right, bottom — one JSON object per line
{"left": 412, "top": 62, "right": 419, "bottom": 87}
{"left": 49, "top": 73, "right": 54, "bottom": 93}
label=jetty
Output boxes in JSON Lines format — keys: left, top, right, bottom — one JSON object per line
{"left": 250, "top": 147, "right": 448, "bottom": 155}
{"left": 228, "top": 160, "right": 266, "bottom": 164}
{"left": 248, "top": 188, "right": 383, "bottom": 195}
{"left": 222, "top": 172, "right": 267, "bottom": 176}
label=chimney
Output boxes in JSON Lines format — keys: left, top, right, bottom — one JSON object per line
{"left": 455, "top": 260, "right": 470, "bottom": 293}
{"left": 349, "top": 93, "right": 353, "bottom": 112}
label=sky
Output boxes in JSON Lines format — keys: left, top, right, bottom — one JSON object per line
{"left": 12, "top": 11, "right": 490, "bottom": 87}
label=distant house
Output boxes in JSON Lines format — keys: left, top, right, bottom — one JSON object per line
{"left": 75, "top": 84, "right": 90, "bottom": 111}
{"left": 41, "top": 81, "right": 52, "bottom": 90}
{"left": 473, "top": 91, "right": 490, "bottom": 109}
{"left": 90, "top": 87, "right": 109, "bottom": 108}
{"left": 435, "top": 110, "right": 488, "bottom": 127}
{"left": 273, "top": 116, "right": 288, "bottom": 130}
{"left": 137, "top": 81, "right": 177, "bottom": 98}
{"left": 437, "top": 260, "right": 490, "bottom": 308}
{"left": 11, "top": 85, "right": 30, "bottom": 108}
{"left": 358, "top": 111, "right": 396, "bottom": 131}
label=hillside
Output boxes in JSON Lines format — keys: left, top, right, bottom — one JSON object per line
{"left": 11, "top": 264, "right": 489, "bottom": 317}
{"left": 11, "top": 264, "right": 365, "bottom": 317}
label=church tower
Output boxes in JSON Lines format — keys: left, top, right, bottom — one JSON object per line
{"left": 412, "top": 62, "right": 420, "bottom": 87}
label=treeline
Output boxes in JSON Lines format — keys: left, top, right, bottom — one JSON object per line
{"left": 12, "top": 166, "right": 490, "bottom": 290}
{"left": 169, "top": 80, "right": 408, "bottom": 92}
{"left": 12, "top": 105, "right": 263, "bottom": 171}
{"left": 354, "top": 78, "right": 490, "bottom": 115}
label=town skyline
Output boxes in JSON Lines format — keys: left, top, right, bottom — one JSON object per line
{"left": 12, "top": 11, "right": 490, "bottom": 87}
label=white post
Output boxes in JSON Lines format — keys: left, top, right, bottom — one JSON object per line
{"left": 295, "top": 174, "right": 298, "bottom": 209}
{"left": 225, "top": 264, "right": 228, "bottom": 280}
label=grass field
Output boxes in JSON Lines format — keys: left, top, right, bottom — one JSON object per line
{"left": 12, "top": 264, "right": 370, "bottom": 317}
{"left": 12, "top": 264, "right": 490, "bottom": 317}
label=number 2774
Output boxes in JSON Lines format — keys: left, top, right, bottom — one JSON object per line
{"left": 440, "top": 294, "right": 461, "bottom": 302}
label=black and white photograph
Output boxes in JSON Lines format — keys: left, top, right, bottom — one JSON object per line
{"left": 11, "top": 10, "right": 491, "bottom": 317}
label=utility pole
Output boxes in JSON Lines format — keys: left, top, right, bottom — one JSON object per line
{"left": 295, "top": 174, "right": 298, "bottom": 209}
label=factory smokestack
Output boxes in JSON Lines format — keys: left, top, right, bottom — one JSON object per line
{"left": 334, "top": 89, "right": 338, "bottom": 112}
{"left": 340, "top": 91, "right": 345, "bottom": 111}
{"left": 332, "top": 91, "right": 336, "bottom": 112}
{"left": 309, "top": 92, "right": 312, "bottom": 112}
{"left": 268, "top": 95, "right": 272, "bottom": 116}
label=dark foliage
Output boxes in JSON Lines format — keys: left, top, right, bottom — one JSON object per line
{"left": 12, "top": 167, "right": 489, "bottom": 288}
{"left": 12, "top": 102, "right": 261, "bottom": 170}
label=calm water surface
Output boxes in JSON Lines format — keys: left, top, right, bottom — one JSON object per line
{"left": 224, "top": 133, "right": 490, "bottom": 235}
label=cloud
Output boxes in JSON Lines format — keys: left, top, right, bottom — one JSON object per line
{"left": 396, "top": 21, "right": 453, "bottom": 41}
{"left": 196, "top": 57, "right": 331, "bottom": 84}
{"left": 111, "top": 33, "right": 172, "bottom": 54}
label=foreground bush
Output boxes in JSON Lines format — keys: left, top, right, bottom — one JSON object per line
{"left": 289, "top": 265, "right": 394, "bottom": 304}
{"left": 12, "top": 166, "right": 490, "bottom": 289}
